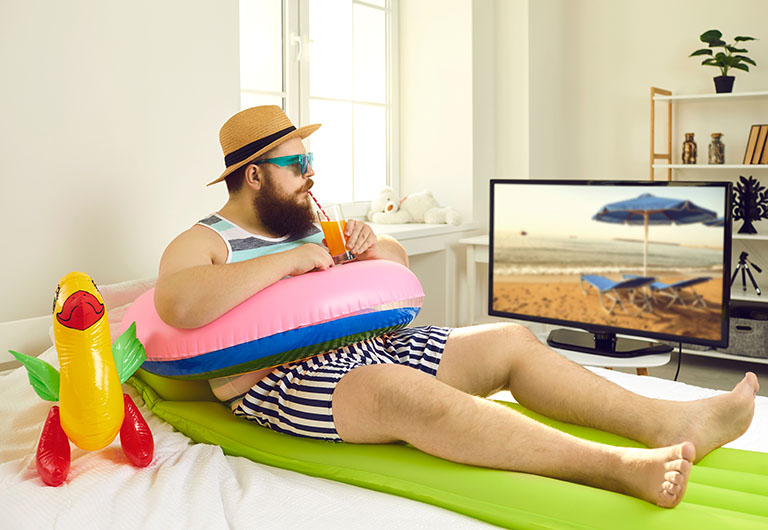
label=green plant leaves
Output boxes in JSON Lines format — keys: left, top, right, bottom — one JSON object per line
{"left": 112, "top": 321, "right": 147, "bottom": 384}
{"left": 9, "top": 350, "right": 60, "bottom": 401}
{"left": 737, "top": 55, "right": 757, "bottom": 66}
{"left": 700, "top": 29, "right": 723, "bottom": 43}
{"left": 692, "top": 30, "right": 757, "bottom": 76}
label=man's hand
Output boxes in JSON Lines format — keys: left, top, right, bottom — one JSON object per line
{"left": 341, "top": 220, "right": 408, "bottom": 267}
{"left": 286, "top": 243, "right": 334, "bottom": 276}
{"left": 343, "top": 218, "right": 378, "bottom": 257}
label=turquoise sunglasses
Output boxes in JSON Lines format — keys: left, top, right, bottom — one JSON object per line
{"left": 253, "top": 152, "right": 314, "bottom": 174}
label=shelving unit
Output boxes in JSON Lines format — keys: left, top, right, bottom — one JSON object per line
{"left": 654, "top": 164, "right": 768, "bottom": 170}
{"left": 649, "top": 87, "right": 768, "bottom": 364}
{"left": 650, "top": 87, "right": 768, "bottom": 181}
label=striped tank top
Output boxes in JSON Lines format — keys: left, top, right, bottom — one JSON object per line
{"left": 197, "top": 213, "right": 324, "bottom": 264}
{"left": 197, "top": 213, "right": 325, "bottom": 403}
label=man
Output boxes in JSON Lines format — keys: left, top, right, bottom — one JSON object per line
{"left": 155, "top": 106, "right": 759, "bottom": 508}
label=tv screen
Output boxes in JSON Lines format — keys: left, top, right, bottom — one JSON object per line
{"left": 489, "top": 179, "right": 732, "bottom": 357}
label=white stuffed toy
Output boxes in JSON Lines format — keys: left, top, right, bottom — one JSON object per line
{"left": 367, "top": 186, "right": 462, "bottom": 225}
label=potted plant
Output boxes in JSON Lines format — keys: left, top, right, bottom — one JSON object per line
{"left": 689, "top": 29, "right": 757, "bottom": 93}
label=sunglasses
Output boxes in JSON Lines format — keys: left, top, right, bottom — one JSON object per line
{"left": 253, "top": 152, "right": 314, "bottom": 175}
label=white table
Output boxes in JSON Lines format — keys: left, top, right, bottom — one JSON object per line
{"left": 458, "top": 234, "right": 490, "bottom": 326}
{"left": 458, "top": 235, "right": 671, "bottom": 375}
{"left": 545, "top": 341, "right": 670, "bottom": 375}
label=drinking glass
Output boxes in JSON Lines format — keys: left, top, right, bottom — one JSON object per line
{"left": 317, "top": 204, "right": 354, "bottom": 264}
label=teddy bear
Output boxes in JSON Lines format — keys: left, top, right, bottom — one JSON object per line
{"left": 367, "top": 186, "right": 462, "bottom": 225}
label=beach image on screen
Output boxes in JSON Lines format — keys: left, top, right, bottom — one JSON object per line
{"left": 491, "top": 184, "right": 726, "bottom": 341}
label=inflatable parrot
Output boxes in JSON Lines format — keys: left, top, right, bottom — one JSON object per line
{"left": 10, "top": 271, "right": 154, "bottom": 486}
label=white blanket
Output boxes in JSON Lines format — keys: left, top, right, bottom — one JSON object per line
{"left": 1, "top": 281, "right": 766, "bottom": 529}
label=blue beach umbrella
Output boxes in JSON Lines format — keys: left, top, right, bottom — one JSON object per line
{"left": 592, "top": 193, "right": 717, "bottom": 276}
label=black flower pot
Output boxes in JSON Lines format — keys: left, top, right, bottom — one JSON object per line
{"left": 714, "top": 75, "right": 735, "bottom": 93}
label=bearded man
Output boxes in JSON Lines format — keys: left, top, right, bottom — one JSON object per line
{"left": 153, "top": 106, "right": 759, "bottom": 508}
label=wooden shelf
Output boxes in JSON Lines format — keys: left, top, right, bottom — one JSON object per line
{"left": 731, "top": 290, "right": 765, "bottom": 302}
{"left": 653, "top": 90, "right": 768, "bottom": 102}
{"left": 649, "top": 87, "right": 768, "bottom": 180}
{"left": 733, "top": 234, "right": 768, "bottom": 241}
{"left": 652, "top": 164, "right": 768, "bottom": 169}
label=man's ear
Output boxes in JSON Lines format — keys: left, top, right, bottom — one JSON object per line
{"left": 244, "top": 164, "right": 264, "bottom": 190}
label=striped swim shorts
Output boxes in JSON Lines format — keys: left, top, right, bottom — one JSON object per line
{"left": 233, "top": 326, "right": 452, "bottom": 441}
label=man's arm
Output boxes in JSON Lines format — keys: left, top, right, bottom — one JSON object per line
{"left": 153, "top": 225, "right": 333, "bottom": 329}
{"left": 343, "top": 219, "right": 409, "bottom": 268}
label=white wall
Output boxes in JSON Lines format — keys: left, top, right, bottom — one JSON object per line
{"left": 0, "top": 0, "right": 239, "bottom": 321}
{"left": 557, "top": 0, "right": 768, "bottom": 181}
{"left": 399, "top": 0, "right": 474, "bottom": 222}
{"left": 399, "top": 0, "right": 475, "bottom": 326}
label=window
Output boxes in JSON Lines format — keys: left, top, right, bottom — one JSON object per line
{"left": 239, "top": 0, "right": 397, "bottom": 213}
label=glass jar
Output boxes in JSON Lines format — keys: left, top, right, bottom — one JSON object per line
{"left": 708, "top": 133, "right": 725, "bottom": 164}
{"left": 682, "top": 133, "right": 697, "bottom": 164}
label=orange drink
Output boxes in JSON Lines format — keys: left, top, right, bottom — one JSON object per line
{"left": 316, "top": 204, "right": 354, "bottom": 264}
{"left": 320, "top": 219, "right": 347, "bottom": 257}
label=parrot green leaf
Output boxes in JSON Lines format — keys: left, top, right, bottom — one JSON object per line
{"left": 112, "top": 322, "right": 146, "bottom": 383}
{"left": 9, "top": 350, "right": 60, "bottom": 401}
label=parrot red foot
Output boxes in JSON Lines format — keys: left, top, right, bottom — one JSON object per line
{"left": 119, "top": 393, "right": 154, "bottom": 467}
{"left": 36, "top": 406, "right": 71, "bottom": 486}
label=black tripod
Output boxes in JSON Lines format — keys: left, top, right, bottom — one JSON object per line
{"left": 730, "top": 251, "right": 762, "bottom": 295}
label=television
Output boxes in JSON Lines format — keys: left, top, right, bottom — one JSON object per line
{"left": 488, "top": 179, "right": 732, "bottom": 357}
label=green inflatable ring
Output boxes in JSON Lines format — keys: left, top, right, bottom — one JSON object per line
{"left": 129, "top": 369, "right": 768, "bottom": 529}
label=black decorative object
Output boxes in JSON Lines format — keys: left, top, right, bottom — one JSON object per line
{"left": 733, "top": 175, "right": 768, "bottom": 234}
{"left": 714, "top": 75, "right": 735, "bottom": 94}
{"left": 730, "top": 251, "right": 762, "bottom": 295}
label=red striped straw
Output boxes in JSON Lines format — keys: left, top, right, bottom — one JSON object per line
{"left": 308, "top": 190, "right": 330, "bottom": 221}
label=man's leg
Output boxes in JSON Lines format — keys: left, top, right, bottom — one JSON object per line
{"left": 434, "top": 323, "right": 759, "bottom": 462}
{"left": 332, "top": 363, "right": 694, "bottom": 508}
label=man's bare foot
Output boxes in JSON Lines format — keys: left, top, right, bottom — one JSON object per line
{"left": 612, "top": 442, "right": 695, "bottom": 508}
{"left": 654, "top": 373, "right": 759, "bottom": 462}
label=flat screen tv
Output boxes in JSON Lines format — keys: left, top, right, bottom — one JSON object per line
{"left": 489, "top": 179, "right": 732, "bottom": 357}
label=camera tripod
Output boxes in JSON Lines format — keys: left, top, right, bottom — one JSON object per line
{"left": 730, "top": 251, "right": 762, "bottom": 296}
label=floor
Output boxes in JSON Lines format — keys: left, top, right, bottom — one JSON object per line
{"left": 613, "top": 352, "right": 768, "bottom": 397}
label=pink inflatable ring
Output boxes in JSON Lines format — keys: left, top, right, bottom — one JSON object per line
{"left": 121, "top": 260, "right": 424, "bottom": 380}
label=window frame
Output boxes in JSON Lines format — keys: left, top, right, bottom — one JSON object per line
{"left": 239, "top": 0, "right": 399, "bottom": 219}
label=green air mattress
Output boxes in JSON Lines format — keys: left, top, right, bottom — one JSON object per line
{"left": 129, "top": 369, "right": 768, "bottom": 530}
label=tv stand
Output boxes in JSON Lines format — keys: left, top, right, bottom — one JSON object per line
{"left": 547, "top": 328, "right": 673, "bottom": 358}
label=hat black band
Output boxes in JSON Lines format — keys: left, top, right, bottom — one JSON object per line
{"left": 224, "top": 126, "right": 297, "bottom": 167}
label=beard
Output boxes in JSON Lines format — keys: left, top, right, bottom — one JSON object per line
{"left": 252, "top": 171, "right": 316, "bottom": 237}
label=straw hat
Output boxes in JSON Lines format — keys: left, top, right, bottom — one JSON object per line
{"left": 207, "top": 105, "right": 321, "bottom": 186}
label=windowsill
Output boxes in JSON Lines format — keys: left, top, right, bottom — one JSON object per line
{"left": 369, "top": 222, "right": 481, "bottom": 255}
{"left": 370, "top": 222, "right": 478, "bottom": 238}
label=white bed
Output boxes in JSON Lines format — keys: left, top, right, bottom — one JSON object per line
{"left": 1, "top": 280, "right": 766, "bottom": 529}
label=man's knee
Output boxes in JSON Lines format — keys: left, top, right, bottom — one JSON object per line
{"left": 498, "top": 322, "right": 538, "bottom": 343}
{"left": 488, "top": 322, "right": 540, "bottom": 365}
{"left": 490, "top": 323, "right": 543, "bottom": 386}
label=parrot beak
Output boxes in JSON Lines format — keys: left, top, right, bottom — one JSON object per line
{"left": 56, "top": 291, "right": 105, "bottom": 331}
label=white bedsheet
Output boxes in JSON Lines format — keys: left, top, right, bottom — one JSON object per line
{"left": 1, "top": 295, "right": 766, "bottom": 529}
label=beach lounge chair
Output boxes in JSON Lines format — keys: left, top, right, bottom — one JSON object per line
{"left": 648, "top": 277, "right": 712, "bottom": 308}
{"left": 580, "top": 274, "right": 656, "bottom": 314}
{"left": 623, "top": 275, "right": 712, "bottom": 308}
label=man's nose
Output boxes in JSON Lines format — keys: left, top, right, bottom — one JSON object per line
{"left": 304, "top": 165, "right": 315, "bottom": 178}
